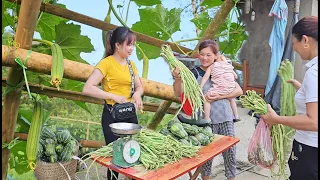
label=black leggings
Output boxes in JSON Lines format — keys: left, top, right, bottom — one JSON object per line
{"left": 101, "top": 104, "right": 138, "bottom": 180}
{"left": 288, "top": 140, "right": 318, "bottom": 180}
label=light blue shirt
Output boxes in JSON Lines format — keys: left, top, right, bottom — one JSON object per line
{"left": 265, "top": 0, "right": 288, "bottom": 95}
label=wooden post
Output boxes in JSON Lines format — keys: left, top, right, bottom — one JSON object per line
{"left": 86, "top": 122, "right": 90, "bottom": 140}
{"left": 2, "top": 0, "right": 42, "bottom": 178}
{"left": 147, "top": 100, "right": 173, "bottom": 130}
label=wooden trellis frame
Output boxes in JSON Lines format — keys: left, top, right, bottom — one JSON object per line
{"left": 2, "top": 0, "right": 239, "bottom": 178}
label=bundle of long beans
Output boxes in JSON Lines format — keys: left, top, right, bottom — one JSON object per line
{"left": 278, "top": 59, "right": 296, "bottom": 116}
{"left": 81, "top": 128, "right": 200, "bottom": 177}
{"left": 238, "top": 90, "right": 268, "bottom": 116}
{"left": 270, "top": 60, "right": 296, "bottom": 180}
{"left": 133, "top": 129, "right": 200, "bottom": 170}
{"left": 80, "top": 143, "right": 113, "bottom": 179}
{"left": 239, "top": 90, "right": 276, "bottom": 166}
{"left": 160, "top": 44, "right": 204, "bottom": 120}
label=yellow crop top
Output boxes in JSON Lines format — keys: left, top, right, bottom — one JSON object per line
{"left": 95, "top": 56, "right": 138, "bottom": 105}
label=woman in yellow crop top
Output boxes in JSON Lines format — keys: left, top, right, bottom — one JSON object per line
{"left": 82, "top": 27, "right": 143, "bottom": 180}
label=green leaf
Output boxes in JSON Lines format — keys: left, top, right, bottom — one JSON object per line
{"left": 43, "top": 0, "right": 58, "bottom": 4}
{"left": 132, "top": 0, "right": 161, "bottom": 7}
{"left": 7, "top": 174, "right": 16, "bottom": 180}
{"left": 2, "top": 31, "right": 14, "bottom": 45}
{"left": 36, "top": 7, "right": 68, "bottom": 41}
{"left": 201, "top": 0, "right": 223, "bottom": 9}
{"left": 132, "top": 5, "right": 181, "bottom": 40}
{"left": 73, "top": 101, "right": 92, "bottom": 114}
{"left": 17, "top": 107, "right": 52, "bottom": 133}
{"left": 59, "top": 79, "right": 84, "bottom": 92}
{"left": 16, "top": 111, "right": 31, "bottom": 134}
{"left": 190, "top": 11, "right": 212, "bottom": 37}
{"left": 2, "top": 0, "right": 17, "bottom": 33}
{"left": 43, "top": 110, "right": 52, "bottom": 125}
{"left": 31, "top": 43, "right": 52, "bottom": 56}
{"left": 8, "top": 141, "right": 29, "bottom": 174}
{"left": 116, "top": 4, "right": 124, "bottom": 8}
{"left": 26, "top": 71, "right": 51, "bottom": 87}
{"left": 55, "top": 22, "right": 95, "bottom": 64}
{"left": 220, "top": 31, "right": 247, "bottom": 57}
{"left": 131, "top": 4, "right": 181, "bottom": 60}
{"left": 135, "top": 42, "right": 160, "bottom": 60}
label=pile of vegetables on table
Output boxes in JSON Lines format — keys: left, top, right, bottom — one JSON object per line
{"left": 81, "top": 122, "right": 215, "bottom": 176}
{"left": 134, "top": 129, "right": 200, "bottom": 170}
{"left": 159, "top": 118, "right": 215, "bottom": 146}
{"left": 37, "top": 127, "right": 77, "bottom": 163}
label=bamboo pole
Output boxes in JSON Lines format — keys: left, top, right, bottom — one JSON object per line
{"left": 147, "top": 100, "right": 173, "bottom": 130}
{"left": 14, "top": 133, "right": 105, "bottom": 148}
{"left": 2, "top": 78, "right": 179, "bottom": 114}
{"left": 2, "top": 0, "right": 42, "bottom": 179}
{"left": 86, "top": 123, "right": 90, "bottom": 140}
{"left": 49, "top": 116, "right": 100, "bottom": 125}
{"left": 6, "top": 0, "right": 191, "bottom": 55}
{"left": 191, "top": 0, "right": 235, "bottom": 57}
{"left": 2, "top": 45, "right": 180, "bottom": 103}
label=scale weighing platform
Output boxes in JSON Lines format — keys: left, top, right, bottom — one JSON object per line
{"left": 109, "top": 122, "right": 142, "bottom": 168}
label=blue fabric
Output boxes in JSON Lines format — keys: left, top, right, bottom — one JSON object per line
{"left": 265, "top": 0, "right": 288, "bottom": 95}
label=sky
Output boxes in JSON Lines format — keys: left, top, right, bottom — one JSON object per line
{"left": 57, "top": 0, "right": 200, "bottom": 85}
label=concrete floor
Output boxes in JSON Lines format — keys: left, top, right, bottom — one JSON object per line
{"left": 76, "top": 106, "right": 289, "bottom": 180}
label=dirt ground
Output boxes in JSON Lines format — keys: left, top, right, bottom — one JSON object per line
{"left": 75, "top": 106, "right": 291, "bottom": 180}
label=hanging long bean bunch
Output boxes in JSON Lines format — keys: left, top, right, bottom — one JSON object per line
{"left": 270, "top": 59, "right": 296, "bottom": 180}
{"left": 160, "top": 44, "right": 205, "bottom": 120}
{"left": 278, "top": 59, "right": 296, "bottom": 117}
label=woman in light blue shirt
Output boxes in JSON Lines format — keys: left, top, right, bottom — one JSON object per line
{"left": 262, "top": 16, "right": 318, "bottom": 180}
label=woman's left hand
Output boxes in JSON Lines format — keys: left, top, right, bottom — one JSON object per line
{"left": 131, "top": 92, "right": 143, "bottom": 111}
{"left": 260, "top": 104, "right": 279, "bottom": 126}
{"left": 205, "top": 93, "right": 221, "bottom": 102}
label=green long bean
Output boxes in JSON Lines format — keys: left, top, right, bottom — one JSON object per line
{"left": 270, "top": 59, "right": 296, "bottom": 180}
{"left": 160, "top": 44, "right": 204, "bottom": 120}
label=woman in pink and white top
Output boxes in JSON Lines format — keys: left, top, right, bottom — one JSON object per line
{"left": 261, "top": 16, "right": 318, "bottom": 180}
{"left": 199, "top": 42, "right": 239, "bottom": 122}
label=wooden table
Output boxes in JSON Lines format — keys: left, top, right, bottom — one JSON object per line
{"left": 95, "top": 135, "right": 240, "bottom": 180}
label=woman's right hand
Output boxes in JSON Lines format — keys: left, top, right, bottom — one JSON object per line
{"left": 112, "top": 94, "right": 128, "bottom": 104}
{"left": 171, "top": 67, "right": 181, "bottom": 79}
{"left": 287, "top": 79, "right": 301, "bottom": 90}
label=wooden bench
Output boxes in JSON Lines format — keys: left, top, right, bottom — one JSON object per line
{"left": 242, "top": 59, "right": 266, "bottom": 97}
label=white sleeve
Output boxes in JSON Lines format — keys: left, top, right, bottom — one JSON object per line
{"left": 303, "top": 67, "right": 318, "bottom": 103}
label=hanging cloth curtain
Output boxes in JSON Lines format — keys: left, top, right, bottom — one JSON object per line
{"left": 264, "top": 0, "right": 300, "bottom": 114}
{"left": 265, "top": 0, "right": 288, "bottom": 95}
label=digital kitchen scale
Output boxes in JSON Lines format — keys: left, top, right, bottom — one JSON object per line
{"left": 109, "top": 123, "right": 142, "bottom": 168}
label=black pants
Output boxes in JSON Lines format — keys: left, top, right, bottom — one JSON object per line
{"left": 288, "top": 139, "right": 318, "bottom": 180}
{"left": 101, "top": 104, "right": 138, "bottom": 180}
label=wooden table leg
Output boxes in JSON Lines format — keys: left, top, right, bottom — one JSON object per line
{"left": 188, "top": 171, "right": 193, "bottom": 178}
{"left": 189, "top": 167, "right": 202, "bottom": 180}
